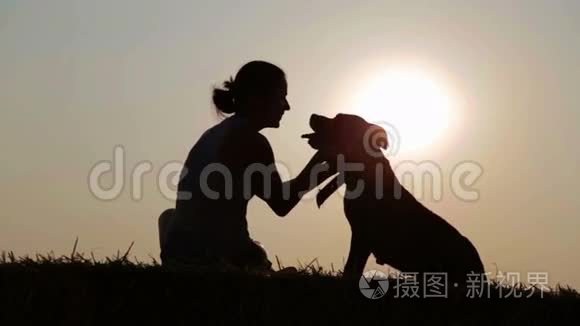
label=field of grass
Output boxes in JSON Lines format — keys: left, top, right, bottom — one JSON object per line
{"left": 0, "top": 249, "right": 578, "bottom": 325}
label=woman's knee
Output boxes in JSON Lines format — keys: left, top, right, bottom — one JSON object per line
{"left": 158, "top": 208, "right": 175, "bottom": 251}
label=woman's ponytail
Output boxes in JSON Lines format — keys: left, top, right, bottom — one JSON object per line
{"left": 212, "top": 77, "right": 237, "bottom": 115}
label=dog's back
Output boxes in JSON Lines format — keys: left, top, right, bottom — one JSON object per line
{"left": 344, "top": 159, "right": 484, "bottom": 284}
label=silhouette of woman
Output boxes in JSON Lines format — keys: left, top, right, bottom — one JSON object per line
{"left": 159, "top": 61, "right": 331, "bottom": 270}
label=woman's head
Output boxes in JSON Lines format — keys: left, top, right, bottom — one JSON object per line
{"left": 212, "top": 61, "right": 290, "bottom": 128}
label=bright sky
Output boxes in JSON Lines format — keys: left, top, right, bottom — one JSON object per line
{"left": 1, "top": 0, "right": 579, "bottom": 287}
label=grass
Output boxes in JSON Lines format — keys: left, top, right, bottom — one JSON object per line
{"left": 0, "top": 247, "right": 579, "bottom": 325}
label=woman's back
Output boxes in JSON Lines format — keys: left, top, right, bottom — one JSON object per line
{"left": 170, "top": 115, "right": 257, "bottom": 254}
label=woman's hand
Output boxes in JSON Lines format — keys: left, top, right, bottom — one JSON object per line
{"left": 242, "top": 133, "right": 338, "bottom": 217}
{"left": 298, "top": 150, "right": 337, "bottom": 190}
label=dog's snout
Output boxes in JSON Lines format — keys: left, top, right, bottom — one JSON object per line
{"left": 309, "top": 114, "right": 332, "bottom": 132}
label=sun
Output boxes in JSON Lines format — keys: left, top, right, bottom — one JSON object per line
{"left": 352, "top": 66, "right": 456, "bottom": 155}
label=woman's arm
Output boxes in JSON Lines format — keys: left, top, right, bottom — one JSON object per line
{"left": 247, "top": 134, "right": 336, "bottom": 216}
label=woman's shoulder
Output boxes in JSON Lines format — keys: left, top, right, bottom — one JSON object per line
{"left": 246, "top": 130, "right": 270, "bottom": 148}
{"left": 228, "top": 127, "right": 272, "bottom": 158}
{"left": 202, "top": 117, "right": 270, "bottom": 164}
{"left": 225, "top": 116, "right": 270, "bottom": 146}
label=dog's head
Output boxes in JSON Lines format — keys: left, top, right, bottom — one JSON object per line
{"left": 302, "top": 113, "right": 388, "bottom": 162}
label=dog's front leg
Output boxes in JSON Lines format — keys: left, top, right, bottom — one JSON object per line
{"left": 343, "top": 232, "right": 370, "bottom": 278}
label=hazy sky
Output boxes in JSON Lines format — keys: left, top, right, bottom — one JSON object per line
{"left": 1, "top": 1, "right": 579, "bottom": 287}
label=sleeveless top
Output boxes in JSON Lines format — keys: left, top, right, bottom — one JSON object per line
{"left": 169, "top": 115, "right": 256, "bottom": 255}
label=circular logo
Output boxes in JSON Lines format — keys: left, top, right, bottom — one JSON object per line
{"left": 362, "top": 121, "right": 401, "bottom": 158}
{"left": 359, "top": 270, "right": 389, "bottom": 299}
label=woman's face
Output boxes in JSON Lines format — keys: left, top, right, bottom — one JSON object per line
{"left": 254, "top": 79, "right": 290, "bottom": 128}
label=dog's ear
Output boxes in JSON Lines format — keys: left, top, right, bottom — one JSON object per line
{"left": 367, "top": 124, "right": 388, "bottom": 151}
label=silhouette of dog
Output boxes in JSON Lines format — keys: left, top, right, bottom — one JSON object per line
{"left": 302, "top": 113, "right": 484, "bottom": 285}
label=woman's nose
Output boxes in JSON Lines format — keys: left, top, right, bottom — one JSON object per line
{"left": 284, "top": 99, "right": 291, "bottom": 111}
